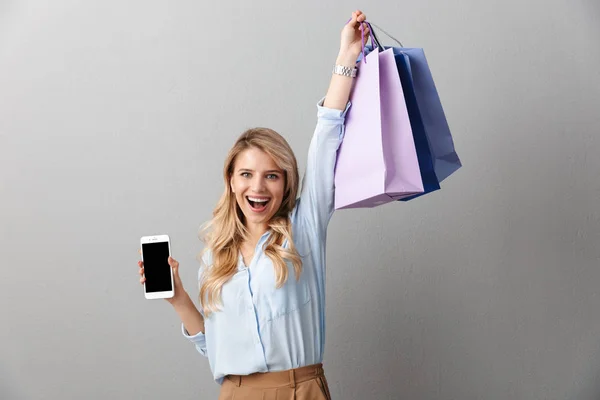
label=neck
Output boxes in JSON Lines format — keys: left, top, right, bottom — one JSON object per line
{"left": 245, "top": 222, "right": 269, "bottom": 244}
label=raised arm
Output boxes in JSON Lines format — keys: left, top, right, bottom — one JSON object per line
{"left": 292, "top": 11, "right": 370, "bottom": 236}
{"left": 323, "top": 10, "right": 370, "bottom": 110}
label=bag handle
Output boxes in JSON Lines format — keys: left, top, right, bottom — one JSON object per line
{"left": 346, "top": 18, "right": 377, "bottom": 63}
{"left": 346, "top": 19, "right": 405, "bottom": 63}
{"left": 368, "top": 22, "right": 404, "bottom": 48}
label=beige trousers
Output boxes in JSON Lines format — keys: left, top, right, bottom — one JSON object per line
{"left": 218, "top": 363, "right": 332, "bottom": 400}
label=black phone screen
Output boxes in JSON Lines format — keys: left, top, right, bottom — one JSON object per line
{"left": 142, "top": 241, "right": 172, "bottom": 293}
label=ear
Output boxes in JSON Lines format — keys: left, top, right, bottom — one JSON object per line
{"left": 230, "top": 178, "right": 235, "bottom": 194}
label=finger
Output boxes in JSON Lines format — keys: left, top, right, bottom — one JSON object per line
{"left": 140, "top": 277, "right": 146, "bottom": 284}
{"left": 168, "top": 256, "right": 179, "bottom": 268}
{"left": 139, "top": 267, "right": 144, "bottom": 276}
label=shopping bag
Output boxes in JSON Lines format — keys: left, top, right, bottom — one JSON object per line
{"left": 366, "top": 24, "right": 462, "bottom": 201}
{"left": 397, "top": 47, "right": 461, "bottom": 184}
{"left": 393, "top": 50, "right": 441, "bottom": 200}
{"left": 334, "top": 46, "right": 423, "bottom": 210}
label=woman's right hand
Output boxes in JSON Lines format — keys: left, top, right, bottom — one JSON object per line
{"left": 138, "top": 249, "right": 189, "bottom": 306}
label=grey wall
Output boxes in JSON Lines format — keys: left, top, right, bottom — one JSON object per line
{"left": 1, "top": 0, "right": 599, "bottom": 399}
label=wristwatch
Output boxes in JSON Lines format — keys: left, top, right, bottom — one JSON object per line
{"left": 333, "top": 64, "right": 357, "bottom": 78}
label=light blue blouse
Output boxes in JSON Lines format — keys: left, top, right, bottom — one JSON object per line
{"left": 182, "top": 97, "right": 351, "bottom": 384}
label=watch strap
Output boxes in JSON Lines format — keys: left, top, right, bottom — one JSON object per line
{"left": 332, "top": 64, "right": 357, "bottom": 78}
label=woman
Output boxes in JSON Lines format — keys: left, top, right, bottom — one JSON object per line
{"left": 138, "top": 10, "right": 370, "bottom": 399}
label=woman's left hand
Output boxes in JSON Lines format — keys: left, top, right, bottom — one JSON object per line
{"left": 339, "top": 10, "right": 370, "bottom": 60}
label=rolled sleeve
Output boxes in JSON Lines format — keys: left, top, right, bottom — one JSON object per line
{"left": 181, "top": 323, "right": 208, "bottom": 357}
{"left": 316, "top": 97, "right": 351, "bottom": 123}
{"left": 180, "top": 259, "right": 208, "bottom": 357}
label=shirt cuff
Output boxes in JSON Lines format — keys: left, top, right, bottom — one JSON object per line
{"left": 181, "top": 322, "right": 206, "bottom": 344}
{"left": 316, "top": 96, "right": 351, "bottom": 121}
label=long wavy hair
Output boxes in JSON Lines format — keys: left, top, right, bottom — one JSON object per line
{"left": 196, "top": 128, "right": 302, "bottom": 316}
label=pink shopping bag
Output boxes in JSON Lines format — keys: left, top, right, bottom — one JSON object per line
{"left": 334, "top": 47, "right": 423, "bottom": 210}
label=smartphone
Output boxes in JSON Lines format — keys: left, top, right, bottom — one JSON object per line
{"left": 140, "top": 235, "right": 174, "bottom": 299}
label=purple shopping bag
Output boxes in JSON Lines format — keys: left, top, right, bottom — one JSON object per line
{"left": 334, "top": 47, "right": 423, "bottom": 210}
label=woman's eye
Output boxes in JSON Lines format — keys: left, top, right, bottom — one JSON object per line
{"left": 267, "top": 174, "right": 279, "bottom": 180}
{"left": 241, "top": 172, "right": 251, "bottom": 178}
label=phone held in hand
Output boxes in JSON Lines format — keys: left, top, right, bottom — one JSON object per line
{"left": 140, "top": 235, "right": 174, "bottom": 299}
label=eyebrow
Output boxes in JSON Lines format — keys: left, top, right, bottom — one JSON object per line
{"left": 237, "top": 168, "right": 282, "bottom": 173}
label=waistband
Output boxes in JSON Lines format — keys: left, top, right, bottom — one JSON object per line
{"left": 225, "top": 363, "right": 325, "bottom": 388}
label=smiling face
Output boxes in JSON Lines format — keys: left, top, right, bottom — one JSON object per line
{"left": 229, "top": 147, "right": 286, "bottom": 229}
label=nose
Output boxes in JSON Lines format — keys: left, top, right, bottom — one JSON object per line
{"left": 251, "top": 176, "right": 266, "bottom": 192}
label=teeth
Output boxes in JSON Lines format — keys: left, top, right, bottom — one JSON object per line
{"left": 248, "top": 197, "right": 269, "bottom": 203}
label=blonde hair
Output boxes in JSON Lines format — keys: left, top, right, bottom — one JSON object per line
{"left": 196, "top": 128, "right": 302, "bottom": 317}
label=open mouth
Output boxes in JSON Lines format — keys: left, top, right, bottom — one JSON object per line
{"left": 246, "top": 196, "right": 270, "bottom": 213}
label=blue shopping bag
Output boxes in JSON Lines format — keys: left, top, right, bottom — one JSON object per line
{"left": 393, "top": 50, "right": 440, "bottom": 200}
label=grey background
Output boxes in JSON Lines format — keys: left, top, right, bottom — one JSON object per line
{"left": 1, "top": 0, "right": 599, "bottom": 399}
